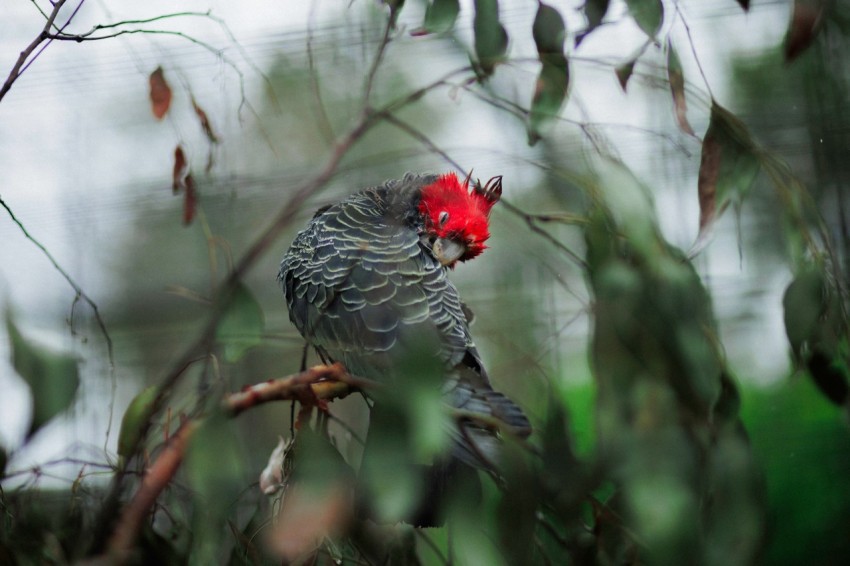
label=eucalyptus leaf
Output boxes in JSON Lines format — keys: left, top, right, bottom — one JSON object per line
{"left": 423, "top": 0, "right": 460, "bottom": 34}
{"left": 117, "top": 385, "right": 158, "bottom": 461}
{"left": 783, "top": 266, "right": 826, "bottom": 359}
{"left": 576, "top": 0, "right": 611, "bottom": 46}
{"left": 625, "top": 0, "right": 664, "bottom": 39}
{"left": 186, "top": 413, "right": 247, "bottom": 520}
{"left": 528, "top": 3, "right": 569, "bottom": 144}
{"left": 473, "top": 0, "right": 508, "bottom": 76}
{"left": 216, "top": 282, "right": 265, "bottom": 361}
{"left": 666, "top": 38, "right": 694, "bottom": 135}
{"left": 6, "top": 315, "right": 80, "bottom": 438}
{"left": 697, "top": 101, "right": 761, "bottom": 237}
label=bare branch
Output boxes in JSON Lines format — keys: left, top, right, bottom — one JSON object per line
{"left": 363, "top": 15, "right": 394, "bottom": 105}
{"left": 0, "top": 194, "right": 115, "bottom": 369}
{"left": 0, "top": 0, "right": 68, "bottom": 103}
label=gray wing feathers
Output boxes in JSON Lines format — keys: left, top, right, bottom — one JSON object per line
{"left": 279, "top": 188, "right": 471, "bottom": 378}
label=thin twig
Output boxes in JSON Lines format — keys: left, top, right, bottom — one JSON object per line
{"left": 363, "top": 16, "right": 394, "bottom": 105}
{"left": 0, "top": 0, "right": 68, "bottom": 102}
{"left": 673, "top": 1, "right": 714, "bottom": 100}
{"left": 307, "top": 0, "right": 336, "bottom": 144}
{"left": 0, "top": 195, "right": 116, "bottom": 371}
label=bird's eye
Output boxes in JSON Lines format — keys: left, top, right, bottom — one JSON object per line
{"left": 438, "top": 211, "right": 450, "bottom": 226}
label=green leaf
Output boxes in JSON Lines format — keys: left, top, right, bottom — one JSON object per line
{"left": 532, "top": 3, "right": 566, "bottom": 54}
{"left": 216, "top": 282, "right": 265, "bottom": 362}
{"left": 528, "top": 58, "right": 570, "bottom": 145}
{"left": 783, "top": 266, "right": 826, "bottom": 359}
{"left": 697, "top": 101, "right": 760, "bottom": 237}
{"left": 473, "top": 0, "right": 508, "bottom": 76}
{"left": 805, "top": 349, "right": 850, "bottom": 406}
{"left": 528, "top": 3, "right": 569, "bottom": 144}
{"left": 423, "top": 0, "right": 460, "bottom": 34}
{"left": 0, "top": 445, "right": 7, "bottom": 477}
{"left": 117, "top": 385, "right": 158, "bottom": 460}
{"left": 666, "top": 38, "right": 694, "bottom": 135}
{"left": 625, "top": 0, "right": 664, "bottom": 39}
{"left": 6, "top": 315, "right": 80, "bottom": 438}
{"left": 576, "top": 0, "right": 611, "bottom": 46}
{"left": 186, "top": 413, "right": 248, "bottom": 562}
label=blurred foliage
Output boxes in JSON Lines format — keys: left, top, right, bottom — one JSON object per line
{"left": 3, "top": 0, "right": 850, "bottom": 564}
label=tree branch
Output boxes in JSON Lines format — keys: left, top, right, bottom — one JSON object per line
{"left": 0, "top": 0, "right": 68, "bottom": 103}
{"left": 0, "top": 195, "right": 115, "bottom": 370}
{"left": 103, "top": 364, "right": 358, "bottom": 561}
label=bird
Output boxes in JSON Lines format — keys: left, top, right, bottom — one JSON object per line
{"left": 278, "top": 171, "right": 531, "bottom": 524}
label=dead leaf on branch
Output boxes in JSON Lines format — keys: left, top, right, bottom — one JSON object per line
{"left": 784, "top": 1, "right": 826, "bottom": 62}
{"left": 149, "top": 66, "right": 172, "bottom": 120}
{"left": 191, "top": 96, "right": 219, "bottom": 144}
{"left": 267, "top": 483, "right": 353, "bottom": 561}
{"left": 694, "top": 102, "right": 760, "bottom": 246}
{"left": 616, "top": 59, "right": 636, "bottom": 91}
{"left": 172, "top": 145, "right": 187, "bottom": 194}
{"left": 666, "top": 38, "right": 694, "bottom": 135}
{"left": 184, "top": 173, "right": 197, "bottom": 226}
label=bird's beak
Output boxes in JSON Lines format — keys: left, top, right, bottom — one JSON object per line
{"left": 432, "top": 237, "right": 466, "bottom": 266}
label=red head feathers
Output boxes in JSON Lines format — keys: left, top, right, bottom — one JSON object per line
{"left": 419, "top": 172, "right": 502, "bottom": 263}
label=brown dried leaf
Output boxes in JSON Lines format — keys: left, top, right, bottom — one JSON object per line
{"left": 784, "top": 1, "right": 825, "bottom": 62}
{"left": 616, "top": 59, "right": 636, "bottom": 92}
{"left": 696, "top": 102, "right": 760, "bottom": 239}
{"left": 172, "top": 145, "right": 187, "bottom": 194}
{"left": 666, "top": 39, "right": 694, "bottom": 135}
{"left": 183, "top": 174, "right": 197, "bottom": 226}
{"left": 697, "top": 129, "right": 721, "bottom": 231}
{"left": 191, "top": 97, "right": 219, "bottom": 144}
{"left": 267, "top": 484, "right": 352, "bottom": 561}
{"left": 149, "top": 67, "right": 172, "bottom": 120}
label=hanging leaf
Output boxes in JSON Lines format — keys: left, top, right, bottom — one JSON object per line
{"left": 191, "top": 97, "right": 219, "bottom": 144}
{"left": 625, "top": 0, "right": 664, "bottom": 39}
{"left": 783, "top": 266, "right": 826, "bottom": 360}
{"left": 185, "top": 414, "right": 247, "bottom": 526}
{"left": 415, "top": 0, "right": 460, "bottom": 35}
{"left": 149, "top": 66, "right": 172, "bottom": 120}
{"left": 183, "top": 174, "right": 197, "bottom": 226}
{"left": 117, "top": 385, "right": 158, "bottom": 461}
{"left": 576, "top": 0, "right": 611, "bottom": 46}
{"left": 0, "top": 445, "right": 7, "bottom": 477}
{"left": 216, "top": 282, "right": 265, "bottom": 362}
{"left": 696, "top": 102, "right": 760, "bottom": 238}
{"left": 528, "top": 3, "right": 569, "bottom": 144}
{"left": 6, "top": 315, "right": 80, "bottom": 438}
{"left": 382, "top": 0, "right": 406, "bottom": 26}
{"left": 473, "top": 0, "right": 509, "bottom": 77}
{"left": 533, "top": 3, "right": 567, "bottom": 53}
{"left": 736, "top": 0, "right": 751, "bottom": 11}
{"left": 805, "top": 349, "right": 850, "bottom": 406}
{"left": 784, "top": 0, "right": 825, "bottom": 62}
{"left": 666, "top": 39, "right": 694, "bottom": 135}
{"left": 172, "top": 145, "right": 187, "bottom": 194}
{"left": 616, "top": 59, "right": 636, "bottom": 91}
